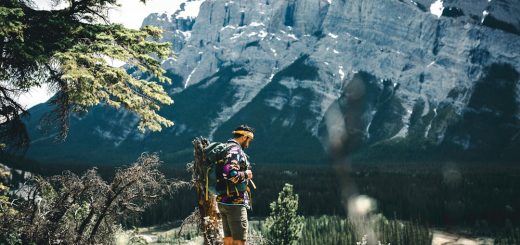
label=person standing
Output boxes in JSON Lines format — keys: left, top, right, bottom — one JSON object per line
{"left": 215, "top": 125, "right": 255, "bottom": 245}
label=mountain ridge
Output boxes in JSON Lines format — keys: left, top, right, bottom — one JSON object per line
{"left": 23, "top": 0, "right": 520, "bottom": 165}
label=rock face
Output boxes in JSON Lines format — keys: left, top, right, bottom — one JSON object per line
{"left": 25, "top": 0, "right": 520, "bottom": 165}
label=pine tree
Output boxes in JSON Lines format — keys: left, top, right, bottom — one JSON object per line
{"left": 1, "top": 0, "right": 174, "bottom": 148}
{"left": 264, "top": 183, "right": 304, "bottom": 245}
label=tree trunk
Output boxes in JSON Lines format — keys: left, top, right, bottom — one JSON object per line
{"left": 192, "top": 137, "right": 222, "bottom": 245}
{"left": 76, "top": 206, "right": 95, "bottom": 244}
{"left": 88, "top": 180, "right": 135, "bottom": 242}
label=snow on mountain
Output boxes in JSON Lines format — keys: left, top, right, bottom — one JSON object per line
{"left": 24, "top": 0, "right": 520, "bottom": 165}
{"left": 430, "top": 0, "right": 444, "bottom": 18}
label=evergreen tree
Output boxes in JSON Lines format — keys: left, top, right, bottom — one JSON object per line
{"left": 0, "top": 0, "right": 174, "bottom": 149}
{"left": 264, "top": 183, "right": 304, "bottom": 245}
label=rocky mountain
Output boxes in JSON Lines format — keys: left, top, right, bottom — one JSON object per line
{"left": 24, "top": 0, "right": 520, "bottom": 165}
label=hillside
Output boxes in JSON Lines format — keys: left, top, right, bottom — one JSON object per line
{"left": 23, "top": 0, "right": 520, "bottom": 165}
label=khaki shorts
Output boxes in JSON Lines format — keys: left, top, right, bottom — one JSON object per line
{"left": 218, "top": 203, "right": 248, "bottom": 241}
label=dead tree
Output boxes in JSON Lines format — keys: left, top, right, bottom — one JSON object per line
{"left": 0, "top": 153, "right": 188, "bottom": 245}
{"left": 189, "top": 137, "right": 222, "bottom": 245}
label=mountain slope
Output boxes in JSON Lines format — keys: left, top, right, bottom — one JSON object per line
{"left": 24, "top": 0, "right": 520, "bottom": 165}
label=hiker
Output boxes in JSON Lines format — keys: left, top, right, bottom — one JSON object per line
{"left": 216, "top": 125, "right": 255, "bottom": 245}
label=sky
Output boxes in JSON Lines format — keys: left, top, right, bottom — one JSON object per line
{"left": 108, "top": 0, "right": 185, "bottom": 29}
{"left": 16, "top": 0, "right": 187, "bottom": 109}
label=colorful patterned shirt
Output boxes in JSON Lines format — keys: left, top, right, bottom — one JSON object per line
{"left": 215, "top": 139, "right": 251, "bottom": 208}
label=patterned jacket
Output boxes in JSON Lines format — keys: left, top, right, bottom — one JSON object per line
{"left": 215, "top": 139, "right": 251, "bottom": 208}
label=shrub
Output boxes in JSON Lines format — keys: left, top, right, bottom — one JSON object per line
{"left": 264, "top": 183, "right": 304, "bottom": 245}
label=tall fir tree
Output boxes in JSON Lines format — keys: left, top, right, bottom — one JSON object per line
{"left": 264, "top": 183, "right": 304, "bottom": 245}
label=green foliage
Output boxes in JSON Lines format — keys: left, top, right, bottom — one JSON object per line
{"left": 53, "top": 24, "right": 173, "bottom": 132}
{"left": 295, "top": 215, "right": 431, "bottom": 245}
{"left": 264, "top": 183, "right": 304, "bottom": 245}
{"left": 1, "top": 145, "right": 17, "bottom": 220}
{"left": 0, "top": 153, "right": 184, "bottom": 244}
{"left": 119, "top": 162, "right": 520, "bottom": 231}
{"left": 4, "top": 162, "right": 519, "bottom": 242}
{"left": 0, "top": 7, "right": 23, "bottom": 43}
{"left": 0, "top": 172, "right": 15, "bottom": 216}
{"left": 495, "top": 227, "right": 520, "bottom": 245}
{"left": 0, "top": 0, "right": 174, "bottom": 146}
{"left": 117, "top": 215, "right": 520, "bottom": 245}
{"left": 0, "top": 163, "right": 20, "bottom": 245}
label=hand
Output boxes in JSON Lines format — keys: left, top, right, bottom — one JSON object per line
{"left": 245, "top": 170, "right": 253, "bottom": 179}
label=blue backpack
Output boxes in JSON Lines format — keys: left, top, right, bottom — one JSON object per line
{"left": 203, "top": 142, "right": 233, "bottom": 200}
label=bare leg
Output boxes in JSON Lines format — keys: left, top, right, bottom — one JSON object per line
{"left": 233, "top": 240, "right": 246, "bottom": 245}
{"left": 224, "top": 237, "right": 233, "bottom": 245}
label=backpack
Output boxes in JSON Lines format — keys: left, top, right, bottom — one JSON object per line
{"left": 202, "top": 141, "right": 257, "bottom": 203}
{"left": 203, "top": 142, "right": 233, "bottom": 200}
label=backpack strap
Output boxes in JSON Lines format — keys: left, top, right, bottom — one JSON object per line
{"left": 226, "top": 182, "right": 231, "bottom": 196}
{"left": 205, "top": 167, "right": 211, "bottom": 201}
